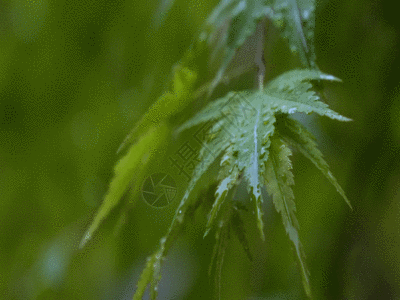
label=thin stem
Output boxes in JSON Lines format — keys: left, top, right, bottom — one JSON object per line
{"left": 255, "top": 18, "right": 266, "bottom": 90}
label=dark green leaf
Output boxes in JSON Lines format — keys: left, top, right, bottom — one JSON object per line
{"left": 264, "top": 136, "right": 311, "bottom": 297}
{"left": 80, "top": 124, "right": 170, "bottom": 248}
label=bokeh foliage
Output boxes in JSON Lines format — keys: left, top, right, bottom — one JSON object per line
{"left": 1, "top": 0, "right": 399, "bottom": 299}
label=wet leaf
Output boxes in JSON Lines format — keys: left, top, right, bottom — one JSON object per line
{"left": 176, "top": 68, "right": 351, "bottom": 297}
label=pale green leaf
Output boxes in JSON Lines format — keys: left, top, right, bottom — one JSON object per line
{"left": 153, "top": 68, "right": 350, "bottom": 298}
{"left": 264, "top": 136, "right": 311, "bottom": 297}
{"left": 80, "top": 124, "right": 170, "bottom": 248}
{"left": 153, "top": 0, "right": 175, "bottom": 29}
{"left": 179, "top": 90, "right": 277, "bottom": 240}
{"left": 266, "top": 69, "right": 341, "bottom": 91}
{"left": 150, "top": 252, "right": 162, "bottom": 300}
{"left": 266, "top": 69, "right": 351, "bottom": 121}
{"left": 234, "top": 98, "right": 275, "bottom": 241}
{"left": 178, "top": 69, "right": 349, "bottom": 244}
{"left": 208, "top": 219, "right": 229, "bottom": 298}
{"left": 133, "top": 253, "right": 158, "bottom": 300}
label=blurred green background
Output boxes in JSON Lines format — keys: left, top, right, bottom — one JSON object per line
{"left": 1, "top": 0, "right": 399, "bottom": 299}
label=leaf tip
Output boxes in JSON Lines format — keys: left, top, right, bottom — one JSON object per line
{"left": 79, "top": 231, "right": 91, "bottom": 249}
{"left": 341, "top": 115, "right": 353, "bottom": 122}
{"left": 304, "top": 283, "right": 312, "bottom": 299}
{"left": 203, "top": 228, "right": 211, "bottom": 239}
{"left": 336, "top": 185, "right": 352, "bottom": 210}
{"left": 345, "top": 198, "right": 353, "bottom": 211}
{"left": 116, "top": 143, "right": 125, "bottom": 154}
{"left": 260, "top": 231, "right": 265, "bottom": 242}
{"left": 320, "top": 74, "right": 342, "bottom": 82}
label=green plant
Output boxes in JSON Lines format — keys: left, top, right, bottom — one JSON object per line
{"left": 80, "top": 0, "right": 352, "bottom": 298}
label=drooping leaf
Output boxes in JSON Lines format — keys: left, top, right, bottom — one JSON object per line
{"left": 264, "top": 135, "right": 311, "bottom": 297}
{"left": 132, "top": 122, "right": 231, "bottom": 299}
{"left": 277, "top": 115, "right": 352, "bottom": 209}
{"left": 204, "top": 171, "right": 239, "bottom": 237}
{"left": 236, "top": 105, "right": 274, "bottom": 241}
{"left": 152, "top": 0, "right": 176, "bottom": 30}
{"left": 133, "top": 253, "right": 158, "bottom": 300}
{"left": 175, "top": 68, "right": 350, "bottom": 297}
{"left": 82, "top": 64, "right": 199, "bottom": 248}
{"left": 184, "top": 89, "right": 277, "bottom": 239}
{"left": 80, "top": 124, "right": 169, "bottom": 248}
{"left": 208, "top": 217, "right": 230, "bottom": 299}
{"left": 267, "top": 0, "right": 316, "bottom": 68}
{"left": 131, "top": 69, "right": 350, "bottom": 299}
{"left": 200, "top": 0, "right": 319, "bottom": 94}
{"left": 179, "top": 68, "right": 348, "bottom": 238}
{"left": 201, "top": 0, "right": 272, "bottom": 95}
{"left": 117, "top": 65, "right": 197, "bottom": 153}
{"left": 231, "top": 204, "right": 253, "bottom": 261}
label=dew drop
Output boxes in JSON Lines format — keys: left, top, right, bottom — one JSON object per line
{"left": 322, "top": 74, "right": 337, "bottom": 81}
{"left": 302, "top": 10, "right": 310, "bottom": 20}
{"left": 176, "top": 210, "right": 184, "bottom": 223}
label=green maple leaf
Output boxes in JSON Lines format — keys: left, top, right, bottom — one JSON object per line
{"left": 80, "top": 64, "right": 197, "bottom": 249}
{"left": 201, "top": 0, "right": 317, "bottom": 95}
{"left": 170, "top": 68, "right": 350, "bottom": 297}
